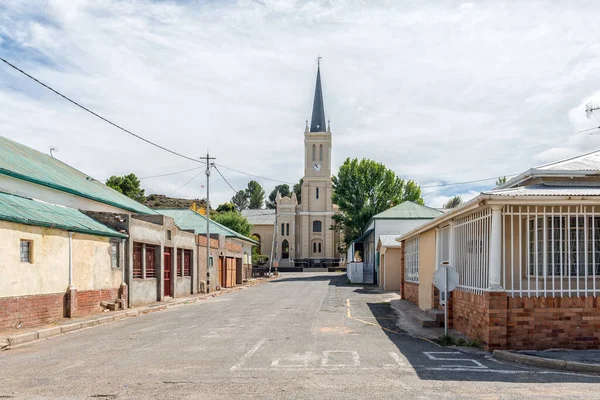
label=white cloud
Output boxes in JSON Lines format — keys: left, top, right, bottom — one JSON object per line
{"left": 2, "top": 1, "right": 600, "bottom": 207}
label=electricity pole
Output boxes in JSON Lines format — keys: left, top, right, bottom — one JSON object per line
{"left": 204, "top": 152, "right": 215, "bottom": 291}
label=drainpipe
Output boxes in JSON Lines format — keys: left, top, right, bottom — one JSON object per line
{"left": 68, "top": 232, "right": 74, "bottom": 289}
{"left": 121, "top": 238, "right": 126, "bottom": 285}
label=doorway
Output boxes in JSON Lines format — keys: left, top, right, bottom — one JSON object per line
{"left": 164, "top": 247, "right": 172, "bottom": 297}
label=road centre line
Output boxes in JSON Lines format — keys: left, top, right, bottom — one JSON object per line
{"left": 230, "top": 339, "right": 266, "bottom": 371}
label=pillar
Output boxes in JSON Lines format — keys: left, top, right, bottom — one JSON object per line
{"left": 488, "top": 205, "right": 503, "bottom": 291}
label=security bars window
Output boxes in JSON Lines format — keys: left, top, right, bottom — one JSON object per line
{"left": 20, "top": 240, "right": 32, "bottom": 263}
{"left": 404, "top": 236, "right": 419, "bottom": 283}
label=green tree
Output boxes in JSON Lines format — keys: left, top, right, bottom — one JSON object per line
{"left": 247, "top": 180, "right": 265, "bottom": 209}
{"left": 332, "top": 158, "right": 424, "bottom": 246}
{"left": 212, "top": 211, "right": 252, "bottom": 237}
{"left": 293, "top": 179, "right": 303, "bottom": 204}
{"left": 250, "top": 234, "right": 269, "bottom": 267}
{"left": 443, "top": 195, "right": 463, "bottom": 209}
{"left": 216, "top": 202, "right": 237, "bottom": 213}
{"left": 495, "top": 176, "right": 507, "bottom": 186}
{"left": 106, "top": 173, "right": 146, "bottom": 203}
{"left": 266, "top": 184, "right": 290, "bottom": 209}
{"left": 231, "top": 190, "right": 249, "bottom": 211}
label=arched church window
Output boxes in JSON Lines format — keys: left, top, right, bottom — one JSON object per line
{"left": 312, "top": 144, "right": 316, "bottom": 161}
{"left": 319, "top": 144, "right": 323, "bottom": 161}
{"left": 316, "top": 187, "right": 319, "bottom": 199}
{"left": 313, "top": 242, "right": 317, "bottom": 253}
{"left": 282, "top": 240, "right": 289, "bottom": 259}
{"left": 318, "top": 242, "right": 322, "bottom": 253}
{"left": 313, "top": 220, "right": 322, "bottom": 233}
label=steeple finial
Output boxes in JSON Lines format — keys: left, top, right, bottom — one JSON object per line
{"left": 310, "top": 58, "right": 326, "bottom": 133}
{"left": 305, "top": 119, "right": 309, "bottom": 133}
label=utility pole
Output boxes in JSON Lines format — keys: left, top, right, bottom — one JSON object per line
{"left": 204, "top": 152, "right": 216, "bottom": 291}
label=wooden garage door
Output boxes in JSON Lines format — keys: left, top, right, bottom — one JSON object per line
{"left": 226, "top": 257, "right": 236, "bottom": 288}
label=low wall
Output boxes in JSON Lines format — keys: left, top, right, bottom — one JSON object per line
{"left": 76, "top": 289, "right": 120, "bottom": 316}
{"left": 175, "top": 277, "right": 192, "bottom": 298}
{"left": 0, "top": 293, "right": 65, "bottom": 329}
{"left": 451, "top": 290, "right": 487, "bottom": 343}
{"left": 403, "top": 282, "right": 419, "bottom": 306}
{"left": 130, "top": 279, "right": 158, "bottom": 307}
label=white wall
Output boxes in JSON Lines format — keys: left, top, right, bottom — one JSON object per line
{"left": 374, "top": 219, "right": 433, "bottom": 240}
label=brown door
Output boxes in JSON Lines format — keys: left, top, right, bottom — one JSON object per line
{"left": 218, "top": 257, "right": 224, "bottom": 287}
{"left": 226, "top": 257, "right": 236, "bottom": 287}
{"left": 164, "top": 248, "right": 172, "bottom": 297}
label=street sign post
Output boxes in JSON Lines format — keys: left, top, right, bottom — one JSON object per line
{"left": 433, "top": 265, "right": 459, "bottom": 336}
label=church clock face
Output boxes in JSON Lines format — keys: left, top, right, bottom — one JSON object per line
{"left": 313, "top": 163, "right": 322, "bottom": 172}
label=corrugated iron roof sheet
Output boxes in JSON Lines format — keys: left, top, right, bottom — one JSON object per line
{"left": 159, "top": 209, "right": 257, "bottom": 244}
{"left": 0, "top": 136, "right": 155, "bottom": 215}
{"left": 485, "top": 185, "right": 600, "bottom": 197}
{"left": 0, "top": 191, "right": 126, "bottom": 238}
{"left": 373, "top": 201, "right": 444, "bottom": 219}
{"left": 241, "top": 209, "right": 276, "bottom": 225}
{"left": 536, "top": 150, "right": 600, "bottom": 171}
{"left": 378, "top": 234, "right": 402, "bottom": 248}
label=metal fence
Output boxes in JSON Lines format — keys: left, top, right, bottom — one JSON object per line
{"left": 452, "top": 208, "right": 491, "bottom": 294}
{"left": 404, "top": 236, "right": 419, "bottom": 283}
{"left": 502, "top": 205, "right": 600, "bottom": 297}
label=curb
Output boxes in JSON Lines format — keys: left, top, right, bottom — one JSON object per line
{"left": 2, "top": 278, "right": 273, "bottom": 350}
{"left": 493, "top": 350, "right": 600, "bottom": 374}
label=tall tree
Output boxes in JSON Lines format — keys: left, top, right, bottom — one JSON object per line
{"left": 293, "top": 179, "right": 303, "bottom": 204}
{"left": 443, "top": 195, "right": 463, "bottom": 209}
{"left": 212, "top": 212, "right": 252, "bottom": 237}
{"left": 495, "top": 176, "right": 507, "bottom": 186}
{"left": 106, "top": 173, "right": 146, "bottom": 203}
{"left": 231, "top": 190, "right": 249, "bottom": 211}
{"left": 266, "top": 184, "right": 290, "bottom": 209}
{"left": 332, "top": 158, "right": 424, "bottom": 246}
{"left": 247, "top": 180, "right": 265, "bottom": 209}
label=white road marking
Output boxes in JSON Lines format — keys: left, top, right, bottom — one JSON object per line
{"left": 230, "top": 339, "right": 266, "bottom": 371}
{"left": 384, "top": 352, "right": 407, "bottom": 367}
{"left": 271, "top": 352, "right": 317, "bottom": 368}
{"left": 423, "top": 351, "right": 487, "bottom": 369}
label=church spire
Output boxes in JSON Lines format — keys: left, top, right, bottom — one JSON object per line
{"left": 310, "top": 58, "right": 326, "bottom": 133}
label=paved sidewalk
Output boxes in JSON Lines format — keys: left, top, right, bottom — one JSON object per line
{"left": 0, "top": 277, "right": 273, "bottom": 350}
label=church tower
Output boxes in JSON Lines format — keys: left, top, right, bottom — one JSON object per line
{"left": 297, "top": 61, "right": 336, "bottom": 261}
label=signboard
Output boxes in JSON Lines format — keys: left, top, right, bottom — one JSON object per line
{"left": 433, "top": 266, "right": 459, "bottom": 293}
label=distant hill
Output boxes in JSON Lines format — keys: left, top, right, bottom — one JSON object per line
{"left": 144, "top": 194, "right": 206, "bottom": 210}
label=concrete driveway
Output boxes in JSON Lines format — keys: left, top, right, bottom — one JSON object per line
{"left": 1, "top": 273, "right": 599, "bottom": 399}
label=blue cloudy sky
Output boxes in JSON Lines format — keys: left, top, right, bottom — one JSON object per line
{"left": 2, "top": 0, "right": 600, "bottom": 207}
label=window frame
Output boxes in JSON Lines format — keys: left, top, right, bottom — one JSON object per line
{"left": 20, "top": 239, "right": 32, "bottom": 263}
{"left": 313, "top": 220, "right": 322, "bottom": 233}
{"left": 110, "top": 240, "right": 121, "bottom": 269}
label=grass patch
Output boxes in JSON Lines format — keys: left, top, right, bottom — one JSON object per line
{"left": 437, "top": 334, "right": 482, "bottom": 348}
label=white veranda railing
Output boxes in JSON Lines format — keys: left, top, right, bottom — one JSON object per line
{"left": 452, "top": 208, "right": 492, "bottom": 294}
{"left": 502, "top": 205, "right": 600, "bottom": 298}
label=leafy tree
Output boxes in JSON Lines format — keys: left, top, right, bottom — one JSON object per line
{"left": 216, "top": 202, "right": 237, "bottom": 213}
{"left": 250, "top": 234, "right": 269, "bottom": 267}
{"left": 266, "top": 184, "right": 290, "bottom": 209}
{"left": 293, "top": 179, "right": 303, "bottom": 204}
{"left": 495, "top": 176, "right": 507, "bottom": 186}
{"left": 443, "top": 195, "right": 463, "bottom": 209}
{"left": 231, "top": 190, "right": 249, "bottom": 211}
{"left": 212, "top": 211, "right": 252, "bottom": 237}
{"left": 247, "top": 180, "right": 265, "bottom": 209}
{"left": 106, "top": 173, "right": 146, "bottom": 203}
{"left": 332, "top": 158, "right": 424, "bottom": 246}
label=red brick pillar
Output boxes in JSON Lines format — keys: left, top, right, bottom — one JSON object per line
{"left": 66, "top": 287, "right": 77, "bottom": 318}
{"left": 485, "top": 291, "right": 508, "bottom": 351}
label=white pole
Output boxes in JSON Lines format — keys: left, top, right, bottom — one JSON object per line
{"left": 489, "top": 206, "right": 503, "bottom": 290}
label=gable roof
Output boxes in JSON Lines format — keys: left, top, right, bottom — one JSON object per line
{"left": 373, "top": 201, "right": 445, "bottom": 220}
{"left": 0, "top": 136, "right": 155, "bottom": 215}
{"left": 158, "top": 209, "right": 258, "bottom": 245}
{"left": 241, "top": 209, "right": 276, "bottom": 225}
{"left": 0, "top": 191, "right": 126, "bottom": 238}
{"left": 378, "top": 234, "right": 402, "bottom": 248}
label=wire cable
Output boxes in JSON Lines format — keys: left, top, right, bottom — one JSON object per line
{"left": 213, "top": 165, "right": 239, "bottom": 194}
{"left": 138, "top": 166, "right": 203, "bottom": 180}
{"left": 419, "top": 174, "right": 517, "bottom": 189}
{"left": 168, "top": 170, "right": 205, "bottom": 196}
{"left": 215, "top": 163, "right": 296, "bottom": 185}
{"left": 0, "top": 56, "right": 204, "bottom": 164}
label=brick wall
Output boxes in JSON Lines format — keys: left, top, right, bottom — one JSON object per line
{"left": 403, "top": 282, "right": 419, "bottom": 306}
{"left": 196, "top": 235, "right": 219, "bottom": 249}
{"left": 225, "top": 242, "right": 243, "bottom": 252}
{"left": 452, "top": 290, "right": 487, "bottom": 342}
{"left": 0, "top": 293, "right": 65, "bottom": 329}
{"left": 76, "top": 289, "right": 120, "bottom": 316}
{"left": 506, "top": 296, "right": 600, "bottom": 350}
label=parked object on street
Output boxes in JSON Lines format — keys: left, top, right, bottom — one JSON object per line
{"left": 398, "top": 150, "right": 600, "bottom": 351}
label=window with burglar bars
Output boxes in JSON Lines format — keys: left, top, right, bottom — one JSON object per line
{"left": 20, "top": 240, "right": 32, "bottom": 263}
{"left": 133, "top": 243, "right": 143, "bottom": 278}
{"left": 452, "top": 208, "right": 491, "bottom": 294}
{"left": 183, "top": 250, "right": 191, "bottom": 277}
{"left": 404, "top": 236, "right": 419, "bottom": 283}
{"left": 110, "top": 241, "right": 120, "bottom": 268}
{"left": 503, "top": 205, "right": 600, "bottom": 297}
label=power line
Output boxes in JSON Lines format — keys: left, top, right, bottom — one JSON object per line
{"left": 168, "top": 170, "right": 205, "bottom": 196}
{"left": 215, "top": 163, "right": 296, "bottom": 185}
{"left": 420, "top": 174, "right": 517, "bottom": 189}
{"left": 0, "top": 56, "right": 204, "bottom": 164}
{"left": 213, "top": 165, "right": 238, "bottom": 194}
{"left": 138, "top": 166, "right": 203, "bottom": 180}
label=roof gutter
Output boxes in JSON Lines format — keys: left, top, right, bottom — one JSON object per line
{"left": 499, "top": 169, "right": 600, "bottom": 189}
{"left": 0, "top": 215, "right": 128, "bottom": 239}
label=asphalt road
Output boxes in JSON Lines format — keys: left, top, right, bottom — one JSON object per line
{"left": 1, "top": 273, "right": 599, "bottom": 399}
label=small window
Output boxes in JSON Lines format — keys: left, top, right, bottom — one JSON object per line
{"left": 286, "top": 223, "right": 290, "bottom": 236}
{"left": 319, "top": 144, "right": 323, "bottom": 161}
{"left": 20, "top": 240, "right": 32, "bottom": 263}
{"left": 318, "top": 242, "right": 322, "bottom": 253}
{"left": 313, "top": 242, "right": 317, "bottom": 253}
{"left": 312, "top": 144, "right": 316, "bottom": 161}
{"left": 316, "top": 187, "right": 319, "bottom": 199}
{"left": 209, "top": 256, "right": 214, "bottom": 267}
{"left": 313, "top": 220, "right": 322, "bottom": 233}
{"left": 281, "top": 223, "right": 285, "bottom": 236}
{"left": 167, "top": 230, "right": 172, "bottom": 241}
{"left": 111, "top": 241, "right": 120, "bottom": 268}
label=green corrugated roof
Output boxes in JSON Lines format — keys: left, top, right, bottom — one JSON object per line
{"left": 0, "top": 136, "right": 155, "bottom": 215}
{"left": 0, "top": 191, "right": 126, "bottom": 238}
{"left": 373, "top": 201, "right": 444, "bottom": 219}
{"left": 158, "top": 209, "right": 258, "bottom": 245}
